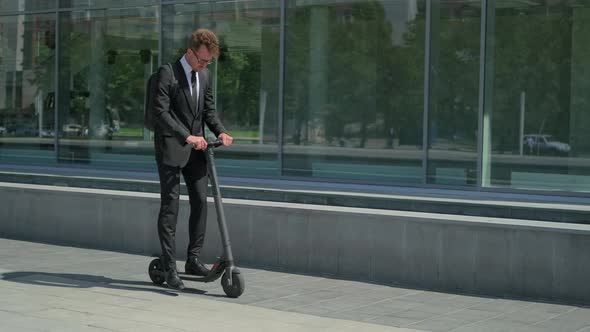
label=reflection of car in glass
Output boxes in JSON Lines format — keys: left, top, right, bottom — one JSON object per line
{"left": 0, "top": 126, "right": 6, "bottom": 135}
{"left": 40, "top": 129, "right": 54, "bottom": 138}
{"left": 83, "top": 122, "right": 119, "bottom": 139}
{"left": 523, "top": 134, "right": 570, "bottom": 155}
{"left": 62, "top": 124, "right": 83, "bottom": 136}
{"left": 9, "top": 124, "right": 38, "bottom": 137}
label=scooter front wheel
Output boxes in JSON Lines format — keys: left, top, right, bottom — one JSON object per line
{"left": 221, "top": 271, "right": 245, "bottom": 298}
{"left": 148, "top": 258, "right": 165, "bottom": 285}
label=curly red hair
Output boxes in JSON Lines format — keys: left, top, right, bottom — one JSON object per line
{"left": 189, "top": 28, "right": 220, "bottom": 58}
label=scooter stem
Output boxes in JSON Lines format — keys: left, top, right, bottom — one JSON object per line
{"left": 205, "top": 146, "right": 235, "bottom": 267}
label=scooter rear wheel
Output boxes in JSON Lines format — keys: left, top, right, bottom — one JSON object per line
{"left": 148, "top": 258, "right": 165, "bottom": 285}
{"left": 221, "top": 271, "right": 245, "bottom": 298}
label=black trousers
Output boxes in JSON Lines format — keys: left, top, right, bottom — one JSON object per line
{"left": 157, "top": 149, "right": 208, "bottom": 271}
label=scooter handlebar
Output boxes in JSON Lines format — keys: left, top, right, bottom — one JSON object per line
{"left": 206, "top": 140, "right": 224, "bottom": 149}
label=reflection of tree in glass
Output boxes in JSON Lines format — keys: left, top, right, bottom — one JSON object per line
{"left": 492, "top": 7, "right": 572, "bottom": 153}
{"left": 285, "top": 1, "right": 426, "bottom": 148}
{"left": 326, "top": 1, "right": 388, "bottom": 148}
{"left": 104, "top": 49, "right": 148, "bottom": 130}
{"left": 217, "top": 41, "right": 262, "bottom": 133}
{"left": 380, "top": 14, "right": 425, "bottom": 148}
{"left": 28, "top": 20, "right": 57, "bottom": 131}
{"left": 428, "top": 4, "right": 480, "bottom": 150}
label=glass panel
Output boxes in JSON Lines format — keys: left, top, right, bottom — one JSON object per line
{"left": 284, "top": 0, "right": 426, "bottom": 184}
{"left": 485, "top": 0, "right": 590, "bottom": 192}
{"left": 57, "top": 7, "right": 159, "bottom": 170}
{"left": 0, "top": 13, "right": 56, "bottom": 167}
{"left": 0, "top": 0, "right": 56, "bottom": 13}
{"left": 426, "top": 0, "right": 480, "bottom": 186}
{"left": 162, "top": 1, "right": 281, "bottom": 177}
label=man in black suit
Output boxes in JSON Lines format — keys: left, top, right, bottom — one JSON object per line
{"left": 152, "top": 28, "right": 233, "bottom": 290}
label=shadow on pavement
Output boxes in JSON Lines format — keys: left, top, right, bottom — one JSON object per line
{"left": 1, "top": 271, "right": 209, "bottom": 297}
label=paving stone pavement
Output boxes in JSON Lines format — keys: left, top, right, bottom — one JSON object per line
{"left": 0, "top": 238, "right": 589, "bottom": 332}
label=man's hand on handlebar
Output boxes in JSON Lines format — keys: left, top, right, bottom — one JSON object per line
{"left": 186, "top": 135, "right": 208, "bottom": 150}
{"left": 218, "top": 133, "right": 233, "bottom": 146}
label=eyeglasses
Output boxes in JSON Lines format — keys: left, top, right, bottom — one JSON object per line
{"left": 190, "top": 48, "right": 213, "bottom": 66}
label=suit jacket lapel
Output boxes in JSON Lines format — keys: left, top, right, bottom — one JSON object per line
{"left": 198, "top": 70, "right": 206, "bottom": 112}
{"left": 174, "top": 61, "right": 197, "bottom": 117}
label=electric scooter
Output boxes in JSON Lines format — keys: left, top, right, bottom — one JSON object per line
{"left": 148, "top": 140, "right": 245, "bottom": 298}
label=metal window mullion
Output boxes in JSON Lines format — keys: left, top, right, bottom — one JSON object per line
{"left": 158, "top": 0, "right": 163, "bottom": 67}
{"left": 422, "top": 0, "right": 432, "bottom": 185}
{"left": 54, "top": 9, "right": 60, "bottom": 160}
{"left": 278, "top": 0, "right": 286, "bottom": 176}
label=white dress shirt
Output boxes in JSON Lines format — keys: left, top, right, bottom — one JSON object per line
{"left": 180, "top": 55, "right": 199, "bottom": 109}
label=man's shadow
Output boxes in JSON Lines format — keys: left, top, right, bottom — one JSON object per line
{"left": 1, "top": 271, "right": 208, "bottom": 297}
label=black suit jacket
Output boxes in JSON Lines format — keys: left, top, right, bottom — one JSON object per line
{"left": 152, "top": 60, "right": 226, "bottom": 167}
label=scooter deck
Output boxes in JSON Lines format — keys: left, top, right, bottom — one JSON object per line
{"left": 178, "top": 272, "right": 206, "bottom": 280}
{"left": 178, "top": 271, "right": 223, "bottom": 283}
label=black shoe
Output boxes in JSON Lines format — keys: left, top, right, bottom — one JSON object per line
{"left": 185, "top": 257, "right": 209, "bottom": 276}
{"left": 165, "top": 269, "right": 185, "bottom": 290}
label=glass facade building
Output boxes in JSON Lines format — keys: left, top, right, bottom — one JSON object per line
{"left": 1, "top": 0, "right": 589, "bottom": 194}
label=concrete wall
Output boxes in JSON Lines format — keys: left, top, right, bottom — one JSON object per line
{"left": 1, "top": 182, "right": 589, "bottom": 305}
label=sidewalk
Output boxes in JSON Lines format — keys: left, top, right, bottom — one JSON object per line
{"left": 0, "top": 238, "right": 589, "bottom": 332}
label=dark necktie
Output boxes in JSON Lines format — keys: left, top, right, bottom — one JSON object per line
{"left": 190, "top": 70, "right": 198, "bottom": 107}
